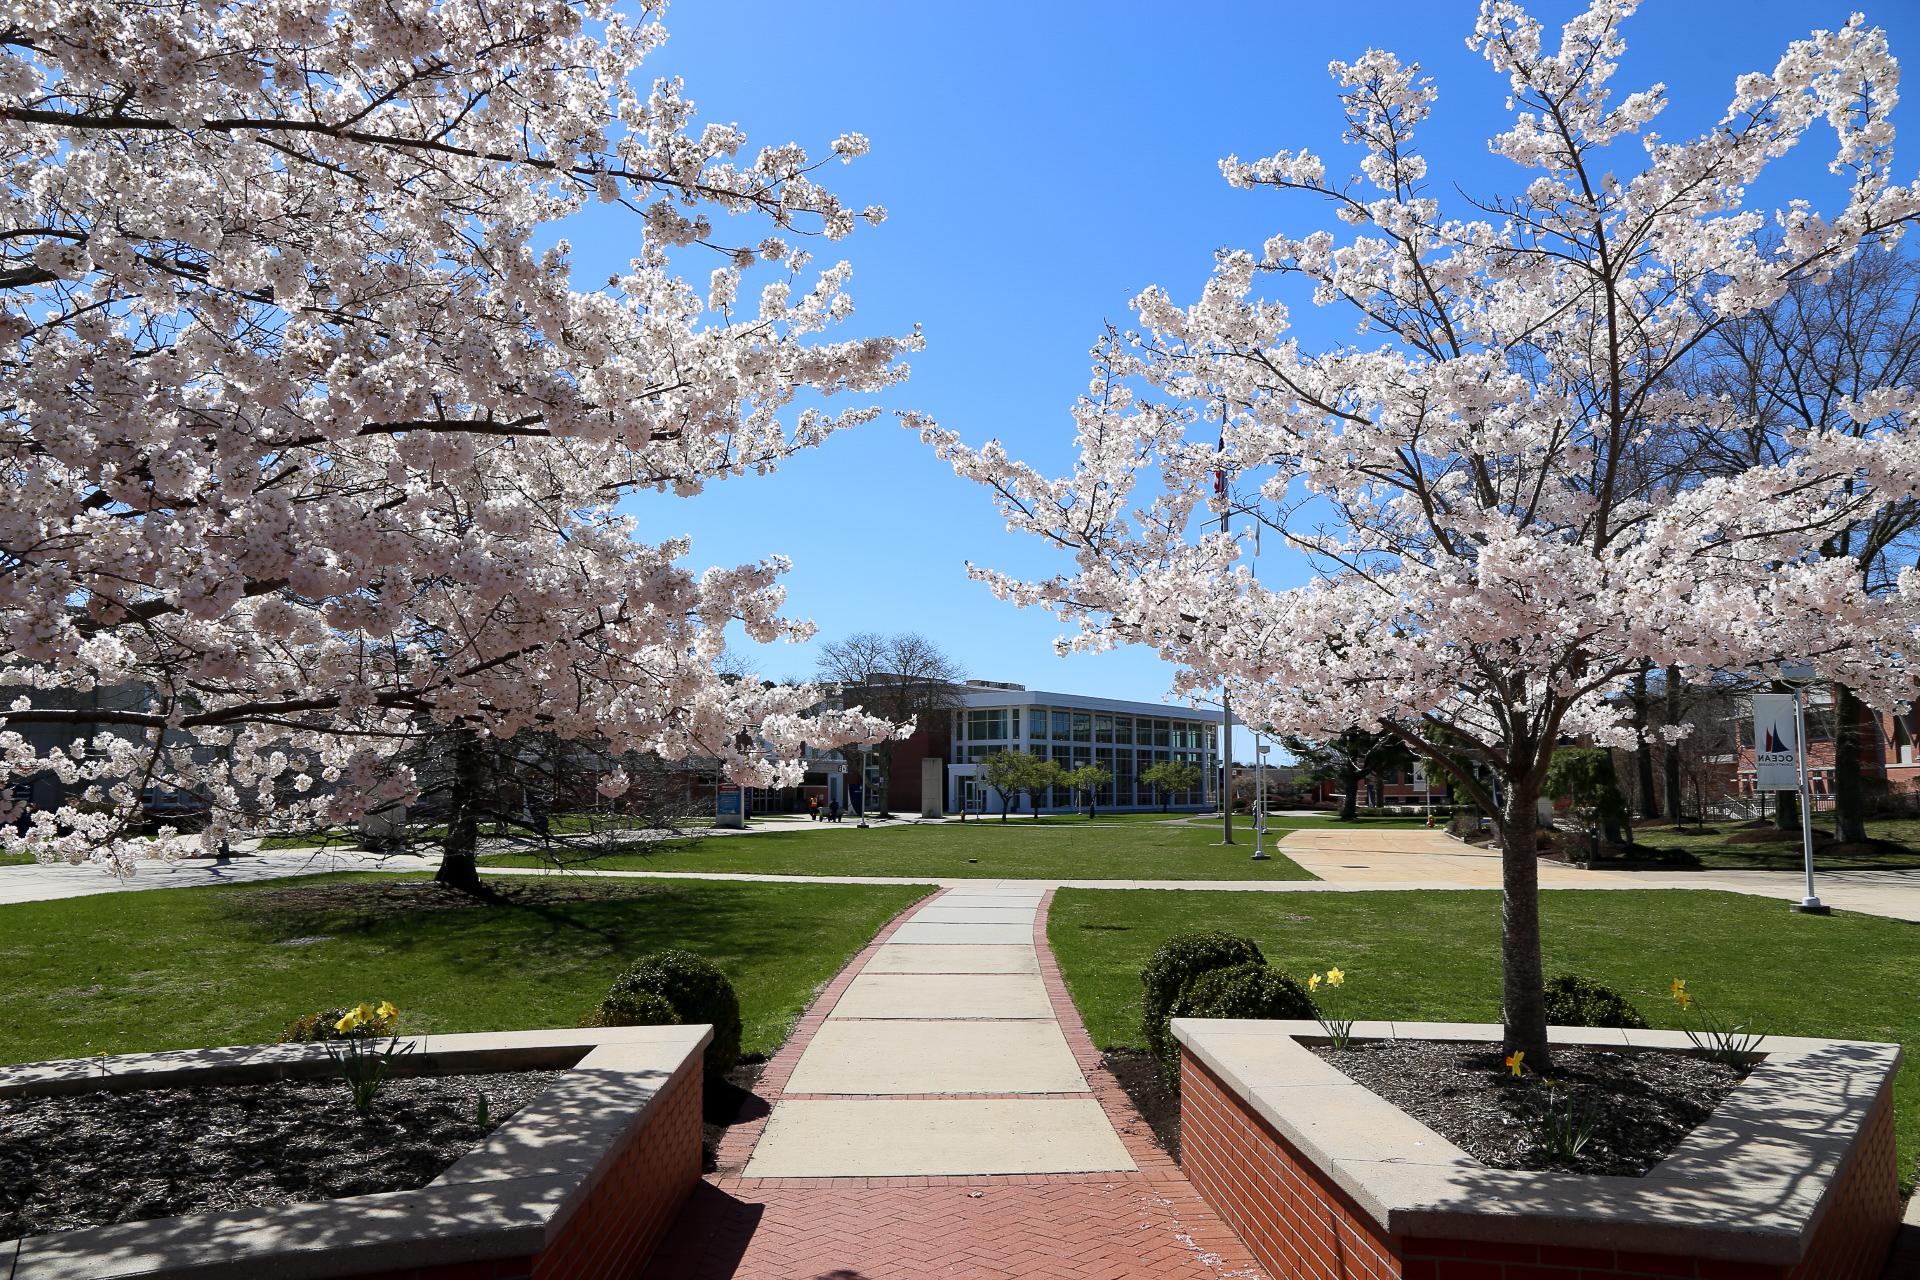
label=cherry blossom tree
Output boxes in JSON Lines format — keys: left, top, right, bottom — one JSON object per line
{"left": 1, "top": 0, "right": 914, "bottom": 885}
{"left": 921, "top": 0, "right": 1920, "bottom": 1061}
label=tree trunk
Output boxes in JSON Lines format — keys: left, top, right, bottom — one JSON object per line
{"left": 1832, "top": 683, "right": 1868, "bottom": 844}
{"left": 1631, "top": 665, "right": 1659, "bottom": 819}
{"left": 1499, "top": 776, "right": 1550, "bottom": 1067}
{"left": 1775, "top": 788, "right": 1799, "bottom": 832}
{"left": 1340, "top": 772, "right": 1359, "bottom": 822}
{"left": 436, "top": 729, "right": 488, "bottom": 896}
{"left": 1662, "top": 665, "right": 1683, "bottom": 822}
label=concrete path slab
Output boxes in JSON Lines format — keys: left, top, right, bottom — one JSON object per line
{"left": 941, "top": 884, "right": 1047, "bottom": 898}
{"left": 887, "top": 921, "right": 1035, "bottom": 945}
{"left": 830, "top": 973, "right": 1053, "bottom": 1020}
{"left": 782, "top": 1019, "right": 1088, "bottom": 1094}
{"left": 908, "top": 895, "right": 1046, "bottom": 910}
{"left": 743, "top": 1098, "right": 1135, "bottom": 1177}
{"left": 907, "top": 905, "right": 1036, "bottom": 925}
{"left": 861, "top": 944, "right": 1039, "bottom": 974}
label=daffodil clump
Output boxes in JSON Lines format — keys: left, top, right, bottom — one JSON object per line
{"left": 1308, "top": 966, "right": 1354, "bottom": 1049}
{"left": 334, "top": 999, "right": 400, "bottom": 1038}
{"left": 1498, "top": 1048, "right": 1597, "bottom": 1163}
{"left": 1669, "top": 978, "right": 1763, "bottom": 1067}
{"left": 324, "top": 997, "right": 413, "bottom": 1114}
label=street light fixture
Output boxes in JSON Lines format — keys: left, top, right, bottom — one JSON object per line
{"left": 1252, "top": 742, "right": 1271, "bottom": 860}
{"left": 1779, "top": 663, "right": 1828, "bottom": 915}
{"left": 857, "top": 745, "right": 871, "bottom": 829}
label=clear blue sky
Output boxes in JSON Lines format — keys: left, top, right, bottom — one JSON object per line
{"left": 569, "top": 0, "right": 1920, "bottom": 728}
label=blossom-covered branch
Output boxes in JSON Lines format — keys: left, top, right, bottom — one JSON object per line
{"left": 1, "top": 0, "right": 915, "bottom": 871}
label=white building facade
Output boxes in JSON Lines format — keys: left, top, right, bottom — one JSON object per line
{"left": 944, "top": 683, "right": 1223, "bottom": 814}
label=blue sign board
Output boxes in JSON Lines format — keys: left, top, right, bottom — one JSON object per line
{"left": 715, "top": 787, "right": 745, "bottom": 828}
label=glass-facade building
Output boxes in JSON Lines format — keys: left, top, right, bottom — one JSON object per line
{"left": 947, "top": 686, "right": 1223, "bottom": 812}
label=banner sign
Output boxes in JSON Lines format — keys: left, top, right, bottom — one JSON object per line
{"left": 715, "top": 787, "right": 745, "bottom": 829}
{"left": 1752, "top": 693, "right": 1801, "bottom": 791}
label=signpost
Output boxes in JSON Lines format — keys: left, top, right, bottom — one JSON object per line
{"left": 1252, "top": 741, "right": 1270, "bottom": 861}
{"left": 714, "top": 785, "right": 745, "bottom": 830}
{"left": 1755, "top": 681, "right": 1827, "bottom": 915}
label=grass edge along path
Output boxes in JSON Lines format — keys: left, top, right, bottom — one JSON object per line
{"left": 0, "top": 873, "right": 932, "bottom": 1067}
{"left": 1047, "top": 885, "right": 1920, "bottom": 1192}
{"left": 481, "top": 818, "right": 1329, "bottom": 881}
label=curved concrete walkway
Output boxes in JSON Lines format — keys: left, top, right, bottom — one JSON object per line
{"left": 643, "top": 889, "right": 1267, "bottom": 1279}
{"left": 8, "top": 825, "right": 1920, "bottom": 923}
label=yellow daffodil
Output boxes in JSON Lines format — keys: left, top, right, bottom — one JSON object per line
{"left": 1504, "top": 1050, "right": 1525, "bottom": 1077}
{"left": 1308, "top": 973, "right": 1322, "bottom": 991}
{"left": 335, "top": 1007, "right": 364, "bottom": 1034}
{"left": 1325, "top": 967, "right": 1345, "bottom": 987}
{"left": 376, "top": 1000, "right": 399, "bottom": 1021}
{"left": 1671, "top": 978, "right": 1692, "bottom": 1009}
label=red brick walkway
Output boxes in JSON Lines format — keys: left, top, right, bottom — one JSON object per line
{"left": 641, "top": 889, "right": 1267, "bottom": 1280}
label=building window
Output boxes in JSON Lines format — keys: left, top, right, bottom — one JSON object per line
{"left": 967, "top": 709, "right": 1011, "bottom": 740}
{"left": 1114, "top": 716, "right": 1133, "bottom": 745}
{"left": 1072, "top": 713, "right": 1091, "bottom": 742}
{"left": 1094, "top": 714, "right": 1113, "bottom": 743}
{"left": 1152, "top": 719, "right": 1170, "bottom": 747}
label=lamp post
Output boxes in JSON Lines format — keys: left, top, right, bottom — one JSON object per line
{"left": 1780, "top": 664, "right": 1828, "bottom": 915}
{"left": 857, "top": 745, "right": 871, "bottom": 829}
{"left": 1252, "top": 742, "right": 1270, "bottom": 860}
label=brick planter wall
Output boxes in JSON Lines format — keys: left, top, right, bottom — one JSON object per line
{"left": 359, "top": 1062, "right": 702, "bottom": 1280}
{"left": 2, "top": 1027, "right": 710, "bottom": 1280}
{"left": 1177, "top": 1029, "right": 1902, "bottom": 1280}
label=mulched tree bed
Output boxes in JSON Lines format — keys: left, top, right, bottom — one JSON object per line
{"left": 0, "top": 1069, "right": 557, "bottom": 1238}
{"left": 702, "top": 1061, "right": 768, "bottom": 1173}
{"left": 1314, "top": 1040, "right": 1745, "bottom": 1176}
{"left": 1102, "top": 1050, "right": 1182, "bottom": 1161}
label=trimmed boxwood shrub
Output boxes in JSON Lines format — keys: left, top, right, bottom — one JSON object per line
{"left": 1172, "top": 961, "right": 1317, "bottom": 1022}
{"left": 1161, "top": 961, "right": 1318, "bottom": 1085}
{"left": 582, "top": 989, "right": 681, "bottom": 1030}
{"left": 606, "top": 949, "right": 742, "bottom": 1074}
{"left": 1139, "top": 931, "right": 1265, "bottom": 1064}
{"left": 1543, "top": 973, "right": 1648, "bottom": 1030}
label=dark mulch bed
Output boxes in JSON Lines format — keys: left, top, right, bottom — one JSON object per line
{"left": 0, "top": 1070, "right": 556, "bottom": 1238}
{"left": 702, "top": 1060, "right": 768, "bottom": 1173}
{"left": 1314, "top": 1040, "right": 1745, "bottom": 1176}
{"left": 1102, "top": 1050, "right": 1181, "bottom": 1161}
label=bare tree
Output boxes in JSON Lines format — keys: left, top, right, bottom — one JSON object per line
{"left": 815, "top": 633, "right": 966, "bottom": 809}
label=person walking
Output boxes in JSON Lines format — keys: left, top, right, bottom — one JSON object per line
{"left": 828, "top": 799, "right": 842, "bottom": 823}
{"left": 809, "top": 796, "right": 820, "bottom": 822}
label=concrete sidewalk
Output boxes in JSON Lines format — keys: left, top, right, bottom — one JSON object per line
{"left": 745, "top": 884, "right": 1131, "bottom": 1176}
{"left": 8, "top": 825, "right": 1920, "bottom": 924}
{"left": 0, "top": 847, "right": 442, "bottom": 906}
{"left": 641, "top": 889, "right": 1269, "bottom": 1279}
{"left": 1275, "top": 826, "right": 1920, "bottom": 922}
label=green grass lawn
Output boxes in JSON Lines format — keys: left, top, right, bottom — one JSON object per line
{"left": 1623, "top": 817, "right": 1920, "bottom": 871}
{"left": 0, "top": 874, "right": 929, "bottom": 1066}
{"left": 483, "top": 818, "right": 1320, "bottom": 880}
{"left": 0, "top": 850, "right": 33, "bottom": 866}
{"left": 1050, "top": 886, "right": 1920, "bottom": 1187}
